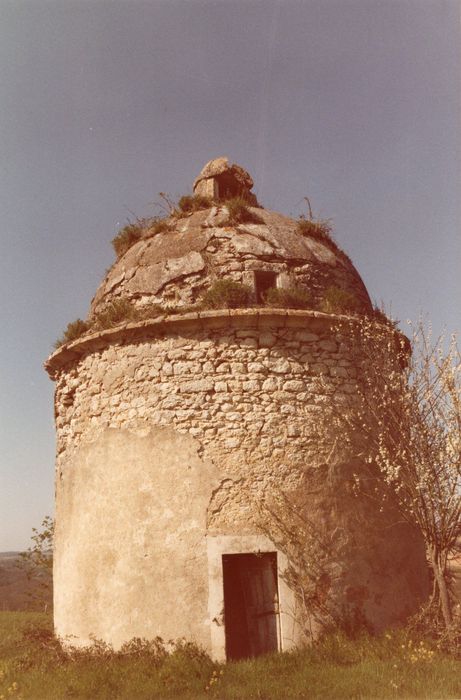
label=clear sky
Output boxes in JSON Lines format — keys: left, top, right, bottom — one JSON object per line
{"left": 0, "top": 0, "right": 460, "bottom": 550}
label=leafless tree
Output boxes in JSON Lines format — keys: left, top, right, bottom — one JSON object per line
{"left": 258, "top": 317, "right": 460, "bottom": 642}
{"left": 328, "top": 317, "right": 461, "bottom": 636}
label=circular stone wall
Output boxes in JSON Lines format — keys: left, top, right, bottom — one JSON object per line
{"left": 48, "top": 310, "right": 429, "bottom": 655}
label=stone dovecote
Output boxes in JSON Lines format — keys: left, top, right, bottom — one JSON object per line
{"left": 46, "top": 159, "right": 429, "bottom": 660}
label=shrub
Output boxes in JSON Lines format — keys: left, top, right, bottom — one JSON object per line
{"left": 201, "top": 279, "right": 252, "bottom": 309}
{"left": 93, "top": 298, "right": 139, "bottom": 330}
{"left": 265, "top": 286, "right": 312, "bottom": 310}
{"left": 111, "top": 222, "right": 144, "bottom": 259}
{"left": 370, "top": 306, "right": 399, "bottom": 329}
{"left": 135, "top": 303, "right": 169, "bottom": 321}
{"left": 223, "top": 197, "right": 263, "bottom": 225}
{"left": 297, "top": 217, "right": 353, "bottom": 265}
{"left": 54, "top": 319, "right": 89, "bottom": 348}
{"left": 321, "top": 286, "right": 361, "bottom": 314}
{"left": 148, "top": 217, "right": 171, "bottom": 236}
{"left": 17, "top": 517, "right": 54, "bottom": 611}
{"left": 177, "top": 194, "right": 212, "bottom": 214}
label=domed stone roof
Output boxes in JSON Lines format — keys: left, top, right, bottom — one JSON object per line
{"left": 89, "top": 161, "right": 372, "bottom": 319}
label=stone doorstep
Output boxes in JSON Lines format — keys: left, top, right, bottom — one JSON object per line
{"left": 44, "top": 308, "right": 361, "bottom": 378}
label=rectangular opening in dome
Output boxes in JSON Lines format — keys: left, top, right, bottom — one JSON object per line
{"left": 216, "top": 173, "right": 242, "bottom": 200}
{"left": 222, "top": 552, "right": 280, "bottom": 660}
{"left": 254, "top": 271, "right": 278, "bottom": 303}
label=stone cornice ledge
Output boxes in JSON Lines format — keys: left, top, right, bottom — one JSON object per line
{"left": 44, "top": 308, "right": 364, "bottom": 378}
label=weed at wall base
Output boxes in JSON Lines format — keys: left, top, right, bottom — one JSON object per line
{"left": 2, "top": 612, "right": 461, "bottom": 700}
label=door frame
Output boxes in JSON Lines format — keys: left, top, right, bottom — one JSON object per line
{"left": 206, "top": 535, "right": 299, "bottom": 661}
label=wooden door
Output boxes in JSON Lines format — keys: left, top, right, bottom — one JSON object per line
{"left": 223, "top": 552, "right": 279, "bottom": 660}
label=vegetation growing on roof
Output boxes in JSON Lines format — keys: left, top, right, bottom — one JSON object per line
{"left": 93, "top": 298, "right": 140, "bottom": 330}
{"left": 53, "top": 299, "right": 141, "bottom": 348}
{"left": 297, "top": 216, "right": 352, "bottom": 264}
{"left": 52, "top": 287, "right": 370, "bottom": 349}
{"left": 111, "top": 221, "right": 144, "bottom": 259}
{"left": 148, "top": 217, "right": 171, "bottom": 236}
{"left": 53, "top": 319, "right": 89, "bottom": 349}
{"left": 321, "top": 286, "right": 361, "bottom": 315}
{"left": 370, "top": 305, "right": 399, "bottom": 330}
{"left": 112, "top": 217, "right": 171, "bottom": 259}
{"left": 297, "top": 216, "right": 333, "bottom": 242}
{"left": 295, "top": 194, "right": 353, "bottom": 266}
{"left": 265, "top": 286, "right": 312, "bottom": 310}
{"left": 177, "top": 194, "right": 213, "bottom": 214}
{"left": 201, "top": 279, "right": 252, "bottom": 309}
{"left": 53, "top": 299, "right": 203, "bottom": 348}
{"left": 222, "top": 197, "right": 264, "bottom": 225}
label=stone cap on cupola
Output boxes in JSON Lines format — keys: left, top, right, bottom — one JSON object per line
{"left": 193, "top": 156, "right": 259, "bottom": 206}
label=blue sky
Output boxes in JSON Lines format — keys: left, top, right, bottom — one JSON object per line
{"left": 0, "top": 0, "right": 460, "bottom": 550}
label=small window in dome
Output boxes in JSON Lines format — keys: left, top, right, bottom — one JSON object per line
{"left": 254, "top": 271, "right": 278, "bottom": 303}
{"left": 216, "top": 173, "right": 242, "bottom": 200}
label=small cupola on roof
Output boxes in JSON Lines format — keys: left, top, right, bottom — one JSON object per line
{"left": 193, "top": 156, "right": 258, "bottom": 205}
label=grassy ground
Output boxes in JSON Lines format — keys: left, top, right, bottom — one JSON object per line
{"left": 1, "top": 612, "right": 460, "bottom": 699}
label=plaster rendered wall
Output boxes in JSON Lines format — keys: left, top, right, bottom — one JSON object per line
{"left": 54, "top": 427, "right": 215, "bottom": 649}
{"left": 52, "top": 314, "right": 429, "bottom": 652}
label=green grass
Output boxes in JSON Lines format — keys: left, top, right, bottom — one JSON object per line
{"left": 1, "top": 612, "right": 460, "bottom": 699}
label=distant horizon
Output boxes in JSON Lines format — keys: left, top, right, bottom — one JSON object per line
{"left": 0, "top": 550, "right": 23, "bottom": 556}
